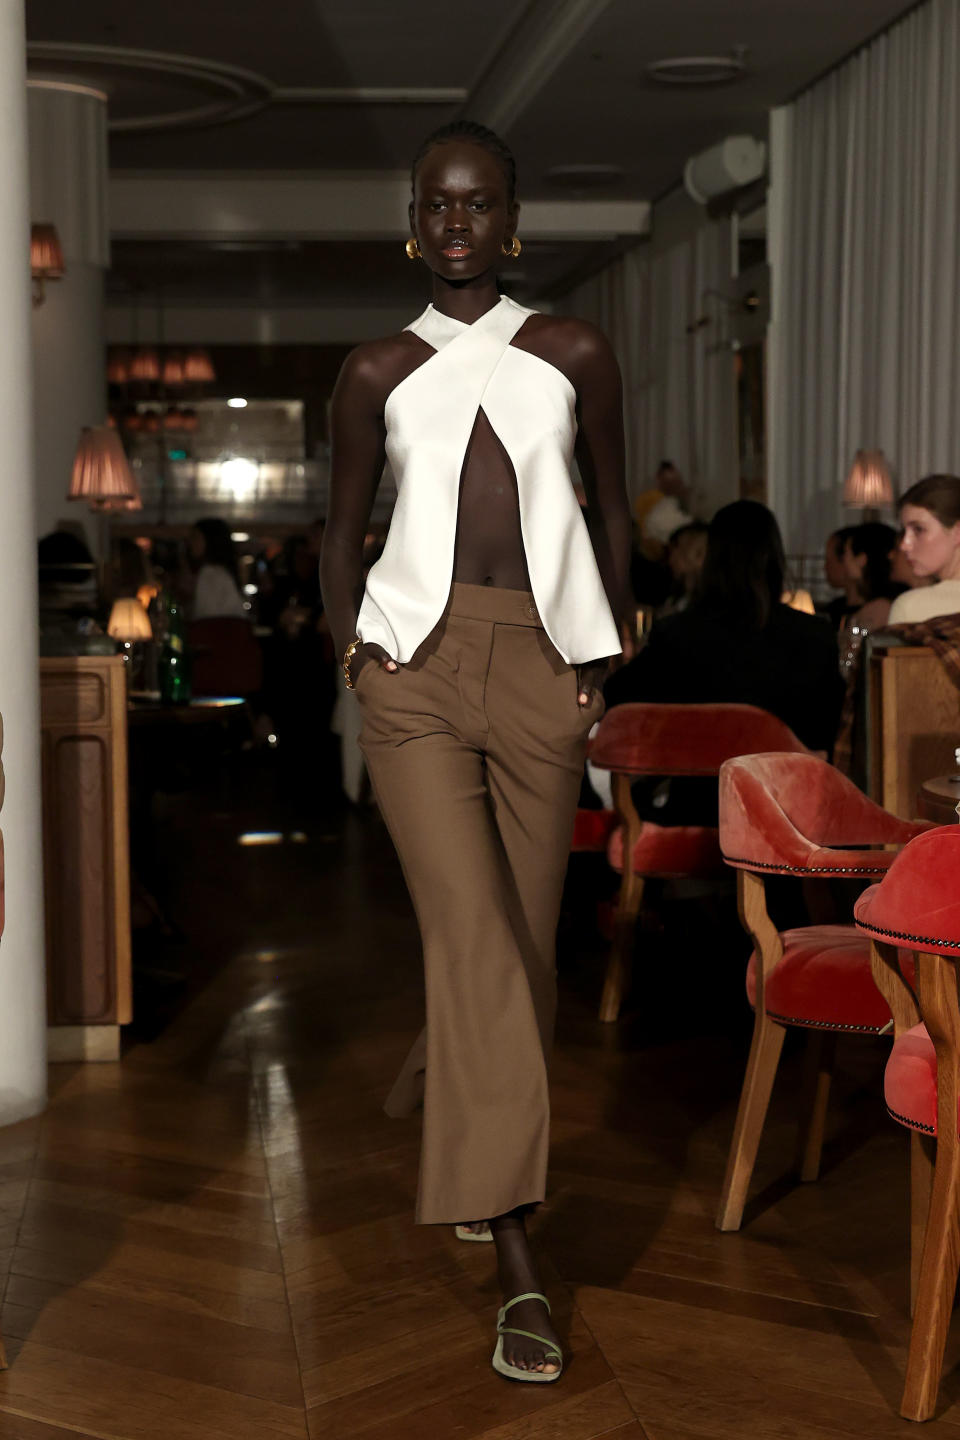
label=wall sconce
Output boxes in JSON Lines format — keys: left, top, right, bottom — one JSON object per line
{"left": 30, "top": 222, "right": 65, "bottom": 307}
{"left": 844, "top": 448, "right": 894, "bottom": 519}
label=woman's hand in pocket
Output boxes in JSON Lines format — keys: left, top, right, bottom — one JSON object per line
{"left": 354, "top": 642, "right": 399, "bottom": 683}
{"left": 576, "top": 660, "right": 608, "bottom": 708}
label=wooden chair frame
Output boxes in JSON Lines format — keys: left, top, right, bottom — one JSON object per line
{"left": 716, "top": 874, "right": 922, "bottom": 1236}
{"left": 870, "top": 940, "right": 960, "bottom": 1423}
{"left": 717, "top": 871, "right": 787, "bottom": 1230}
{"left": 598, "top": 772, "right": 646, "bottom": 1023}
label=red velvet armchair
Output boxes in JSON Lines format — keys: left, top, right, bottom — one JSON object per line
{"left": 855, "top": 826, "right": 960, "bottom": 1422}
{"left": 716, "top": 752, "right": 931, "bottom": 1233}
{"left": 587, "top": 703, "right": 809, "bottom": 1022}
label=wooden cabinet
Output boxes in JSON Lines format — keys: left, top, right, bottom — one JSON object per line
{"left": 869, "top": 642, "right": 960, "bottom": 818}
{"left": 39, "top": 656, "right": 132, "bottom": 1060}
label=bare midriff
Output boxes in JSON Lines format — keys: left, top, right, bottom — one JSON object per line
{"left": 452, "top": 407, "right": 531, "bottom": 590}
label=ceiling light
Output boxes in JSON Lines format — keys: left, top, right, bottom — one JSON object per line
{"left": 219, "top": 456, "right": 258, "bottom": 501}
{"left": 647, "top": 50, "right": 748, "bottom": 86}
{"left": 227, "top": 397, "right": 248, "bottom": 409}
{"left": 231, "top": 531, "right": 250, "bottom": 542}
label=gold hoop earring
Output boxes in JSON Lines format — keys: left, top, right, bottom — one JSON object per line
{"left": 502, "top": 236, "right": 522, "bottom": 258}
{"left": 405, "top": 237, "right": 422, "bottom": 261}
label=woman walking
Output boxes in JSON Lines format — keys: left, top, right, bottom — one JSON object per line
{"left": 321, "top": 120, "right": 630, "bottom": 1381}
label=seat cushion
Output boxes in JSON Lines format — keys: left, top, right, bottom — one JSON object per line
{"left": 884, "top": 1023, "right": 950, "bottom": 1134}
{"left": 607, "top": 822, "right": 726, "bottom": 879}
{"left": 746, "top": 924, "right": 914, "bottom": 1032}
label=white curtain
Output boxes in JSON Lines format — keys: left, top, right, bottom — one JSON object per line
{"left": 560, "top": 219, "right": 738, "bottom": 517}
{"left": 768, "top": 0, "right": 960, "bottom": 553}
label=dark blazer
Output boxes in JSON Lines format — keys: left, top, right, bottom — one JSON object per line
{"left": 602, "top": 603, "right": 844, "bottom": 824}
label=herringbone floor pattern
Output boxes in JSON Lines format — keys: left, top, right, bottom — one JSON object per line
{"left": 0, "top": 794, "right": 956, "bottom": 1438}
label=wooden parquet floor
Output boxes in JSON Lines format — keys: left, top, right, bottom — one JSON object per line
{"left": 1, "top": 791, "right": 959, "bottom": 1438}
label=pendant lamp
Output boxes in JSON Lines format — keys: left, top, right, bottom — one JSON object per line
{"left": 107, "top": 349, "right": 130, "bottom": 385}
{"left": 183, "top": 348, "right": 216, "bottom": 383}
{"left": 69, "top": 427, "right": 141, "bottom": 511}
{"left": 129, "top": 348, "right": 160, "bottom": 383}
{"left": 162, "top": 351, "right": 185, "bottom": 387}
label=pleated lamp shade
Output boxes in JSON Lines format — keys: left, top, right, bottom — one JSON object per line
{"left": 183, "top": 347, "right": 216, "bottom": 383}
{"left": 106, "top": 349, "right": 130, "bottom": 385}
{"left": 107, "top": 597, "right": 152, "bottom": 640}
{"left": 30, "top": 223, "right": 65, "bottom": 280}
{"left": 844, "top": 449, "right": 894, "bottom": 507}
{"left": 129, "top": 348, "right": 160, "bottom": 383}
{"left": 69, "top": 427, "right": 141, "bottom": 511}
{"left": 162, "top": 351, "right": 185, "bottom": 386}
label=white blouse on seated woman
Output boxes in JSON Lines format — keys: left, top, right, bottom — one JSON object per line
{"left": 888, "top": 579, "right": 960, "bottom": 624}
{"left": 193, "top": 563, "right": 246, "bottom": 621}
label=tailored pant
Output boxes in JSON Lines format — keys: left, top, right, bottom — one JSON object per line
{"left": 356, "top": 583, "right": 603, "bottom": 1225}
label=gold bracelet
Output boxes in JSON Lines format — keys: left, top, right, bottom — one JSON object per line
{"left": 343, "top": 637, "right": 362, "bottom": 690}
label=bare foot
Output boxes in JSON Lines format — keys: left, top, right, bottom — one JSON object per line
{"left": 490, "top": 1208, "right": 560, "bottom": 1375}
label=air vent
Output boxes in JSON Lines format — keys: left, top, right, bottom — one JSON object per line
{"left": 544, "top": 164, "right": 625, "bottom": 189}
{"left": 647, "top": 52, "right": 747, "bottom": 86}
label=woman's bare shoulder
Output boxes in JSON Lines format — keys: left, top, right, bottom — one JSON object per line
{"left": 335, "top": 331, "right": 435, "bottom": 410}
{"left": 512, "top": 312, "right": 618, "bottom": 388}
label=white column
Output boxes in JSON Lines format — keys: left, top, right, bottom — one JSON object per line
{"left": 0, "top": 0, "right": 49, "bottom": 1123}
{"left": 28, "top": 78, "right": 109, "bottom": 553}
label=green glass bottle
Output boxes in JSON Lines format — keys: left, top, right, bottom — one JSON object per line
{"left": 159, "top": 594, "right": 192, "bottom": 704}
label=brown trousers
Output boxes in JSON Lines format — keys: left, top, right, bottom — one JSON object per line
{"left": 356, "top": 583, "right": 602, "bottom": 1224}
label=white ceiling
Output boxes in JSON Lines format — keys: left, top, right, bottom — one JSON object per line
{"left": 26, "top": 0, "right": 917, "bottom": 307}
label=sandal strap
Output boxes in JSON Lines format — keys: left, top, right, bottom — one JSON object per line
{"left": 498, "top": 1325, "right": 561, "bottom": 1359}
{"left": 501, "top": 1291, "right": 551, "bottom": 1317}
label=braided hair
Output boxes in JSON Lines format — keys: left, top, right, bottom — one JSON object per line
{"left": 410, "top": 120, "right": 517, "bottom": 207}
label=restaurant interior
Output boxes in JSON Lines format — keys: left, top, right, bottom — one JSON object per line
{"left": 4, "top": 0, "right": 960, "bottom": 1435}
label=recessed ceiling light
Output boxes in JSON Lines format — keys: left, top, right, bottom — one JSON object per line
{"left": 544, "top": 163, "right": 625, "bottom": 189}
{"left": 227, "top": 397, "right": 247, "bottom": 408}
{"left": 647, "top": 51, "right": 748, "bottom": 86}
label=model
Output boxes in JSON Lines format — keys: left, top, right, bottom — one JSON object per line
{"left": 320, "top": 119, "right": 631, "bottom": 1381}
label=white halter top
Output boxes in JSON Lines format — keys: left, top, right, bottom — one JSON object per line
{"left": 355, "top": 294, "right": 621, "bottom": 665}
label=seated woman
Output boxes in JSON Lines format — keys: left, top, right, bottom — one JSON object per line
{"left": 657, "top": 520, "right": 709, "bottom": 617}
{"left": 189, "top": 517, "right": 246, "bottom": 620}
{"left": 889, "top": 474, "right": 960, "bottom": 621}
{"left": 838, "top": 522, "right": 902, "bottom": 661}
{"left": 604, "top": 500, "right": 843, "bottom": 824}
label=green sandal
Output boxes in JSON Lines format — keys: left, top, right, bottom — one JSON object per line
{"left": 491, "top": 1291, "right": 563, "bottom": 1383}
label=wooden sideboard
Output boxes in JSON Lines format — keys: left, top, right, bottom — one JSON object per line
{"left": 39, "top": 656, "right": 132, "bottom": 1060}
{"left": 869, "top": 642, "right": 960, "bottom": 819}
